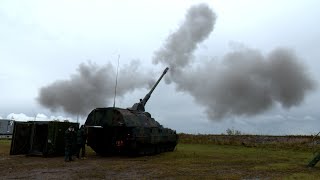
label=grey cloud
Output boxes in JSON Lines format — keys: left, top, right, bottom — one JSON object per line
{"left": 153, "top": 3, "right": 216, "bottom": 78}
{"left": 153, "top": 4, "right": 316, "bottom": 120}
{"left": 37, "top": 61, "right": 152, "bottom": 115}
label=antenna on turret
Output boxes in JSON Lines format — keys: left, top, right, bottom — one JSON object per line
{"left": 113, "top": 55, "right": 120, "bottom": 108}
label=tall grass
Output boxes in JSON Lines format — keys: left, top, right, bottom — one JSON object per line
{"left": 0, "top": 139, "right": 11, "bottom": 155}
{"left": 178, "top": 133, "right": 316, "bottom": 151}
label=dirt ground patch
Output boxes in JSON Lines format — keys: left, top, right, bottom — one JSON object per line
{"left": 1, "top": 140, "right": 320, "bottom": 179}
{"left": 0, "top": 154, "right": 158, "bottom": 179}
{"left": 1, "top": 153, "right": 319, "bottom": 180}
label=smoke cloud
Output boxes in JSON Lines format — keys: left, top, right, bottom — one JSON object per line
{"left": 153, "top": 4, "right": 316, "bottom": 119}
{"left": 153, "top": 3, "right": 216, "bottom": 80}
{"left": 38, "top": 3, "right": 316, "bottom": 120}
{"left": 37, "top": 61, "right": 153, "bottom": 116}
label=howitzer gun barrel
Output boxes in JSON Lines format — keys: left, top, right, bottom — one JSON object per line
{"left": 141, "top": 67, "right": 169, "bottom": 106}
{"left": 130, "top": 67, "right": 169, "bottom": 111}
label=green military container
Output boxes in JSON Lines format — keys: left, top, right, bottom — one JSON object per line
{"left": 10, "top": 121, "right": 79, "bottom": 156}
{"left": 85, "top": 67, "right": 178, "bottom": 155}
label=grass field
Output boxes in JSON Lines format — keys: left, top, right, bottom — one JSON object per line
{"left": 1, "top": 138, "right": 320, "bottom": 179}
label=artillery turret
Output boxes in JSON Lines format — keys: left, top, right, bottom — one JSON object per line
{"left": 85, "top": 67, "right": 178, "bottom": 155}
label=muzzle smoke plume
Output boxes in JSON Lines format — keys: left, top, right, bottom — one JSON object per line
{"left": 153, "top": 3, "right": 216, "bottom": 79}
{"left": 38, "top": 3, "right": 315, "bottom": 120}
{"left": 37, "top": 61, "right": 152, "bottom": 116}
{"left": 153, "top": 4, "right": 316, "bottom": 119}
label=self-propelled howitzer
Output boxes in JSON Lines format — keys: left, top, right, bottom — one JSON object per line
{"left": 85, "top": 67, "right": 178, "bottom": 155}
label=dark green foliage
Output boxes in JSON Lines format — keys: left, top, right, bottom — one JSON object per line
{"left": 178, "top": 133, "right": 314, "bottom": 151}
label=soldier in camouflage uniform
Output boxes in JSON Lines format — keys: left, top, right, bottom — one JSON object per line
{"left": 308, "top": 153, "right": 320, "bottom": 167}
{"left": 64, "top": 126, "right": 75, "bottom": 162}
{"left": 76, "top": 125, "right": 87, "bottom": 159}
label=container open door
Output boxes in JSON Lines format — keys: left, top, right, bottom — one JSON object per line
{"left": 10, "top": 122, "right": 32, "bottom": 155}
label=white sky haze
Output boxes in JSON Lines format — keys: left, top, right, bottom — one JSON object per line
{"left": 1, "top": 0, "right": 320, "bottom": 135}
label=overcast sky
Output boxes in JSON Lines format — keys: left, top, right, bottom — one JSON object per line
{"left": 1, "top": 0, "right": 320, "bottom": 135}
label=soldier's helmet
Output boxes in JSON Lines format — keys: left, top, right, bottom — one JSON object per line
{"left": 68, "top": 126, "right": 74, "bottom": 131}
